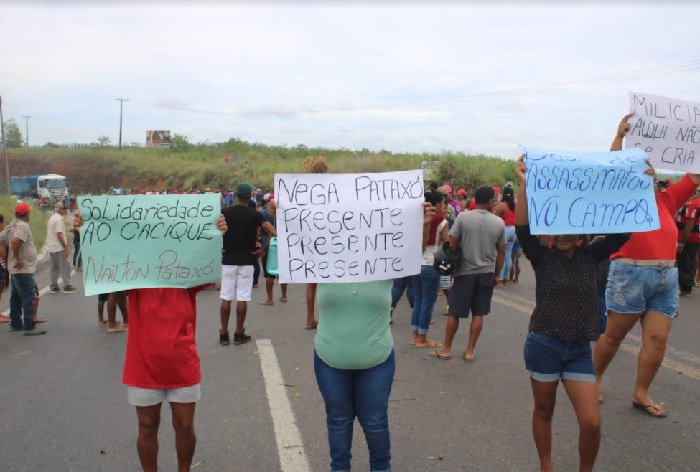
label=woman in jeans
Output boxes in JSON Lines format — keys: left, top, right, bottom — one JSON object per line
{"left": 410, "top": 190, "right": 448, "bottom": 348}
{"left": 495, "top": 186, "right": 516, "bottom": 286}
{"left": 594, "top": 114, "right": 700, "bottom": 416}
{"left": 314, "top": 203, "right": 435, "bottom": 472}
{"left": 514, "top": 155, "right": 632, "bottom": 472}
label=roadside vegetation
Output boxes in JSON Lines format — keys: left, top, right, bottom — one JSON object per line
{"left": 4, "top": 137, "right": 520, "bottom": 194}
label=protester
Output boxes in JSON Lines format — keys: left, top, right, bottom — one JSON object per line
{"left": 75, "top": 211, "right": 228, "bottom": 472}
{"left": 410, "top": 190, "right": 447, "bottom": 348}
{"left": 431, "top": 186, "right": 505, "bottom": 361}
{"left": 219, "top": 183, "right": 276, "bottom": 345}
{"left": 47, "top": 202, "right": 78, "bottom": 294}
{"left": 259, "top": 199, "right": 288, "bottom": 305}
{"left": 509, "top": 238, "right": 522, "bottom": 284}
{"left": 0, "top": 214, "right": 9, "bottom": 324}
{"left": 515, "top": 154, "right": 631, "bottom": 472}
{"left": 72, "top": 211, "right": 82, "bottom": 271}
{"left": 494, "top": 186, "right": 516, "bottom": 286}
{"left": 314, "top": 202, "right": 435, "bottom": 472}
{"left": 107, "top": 291, "right": 128, "bottom": 333}
{"left": 456, "top": 188, "right": 468, "bottom": 212}
{"left": 675, "top": 190, "right": 699, "bottom": 296}
{"left": 390, "top": 276, "right": 414, "bottom": 324}
{"left": 0, "top": 203, "right": 45, "bottom": 335}
{"left": 593, "top": 114, "right": 700, "bottom": 417}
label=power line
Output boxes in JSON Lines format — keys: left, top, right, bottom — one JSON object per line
{"left": 22, "top": 115, "right": 32, "bottom": 147}
{"left": 150, "top": 59, "right": 700, "bottom": 116}
{"left": 115, "top": 97, "right": 129, "bottom": 149}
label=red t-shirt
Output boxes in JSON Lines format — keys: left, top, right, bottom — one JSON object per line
{"left": 611, "top": 174, "right": 698, "bottom": 261}
{"left": 500, "top": 207, "right": 516, "bottom": 226}
{"left": 122, "top": 286, "right": 207, "bottom": 389}
{"left": 676, "top": 196, "right": 700, "bottom": 243}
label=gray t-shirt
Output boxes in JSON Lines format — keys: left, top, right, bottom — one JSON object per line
{"left": 449, "top": 209, "right": 506, "bottom": 276}
{"left": 0, "top": 220, "right": 38, "bottom": 275}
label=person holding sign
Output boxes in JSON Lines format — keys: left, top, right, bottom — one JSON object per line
{"left": 514, "top": 155, "right": 631, "bottom": 472}
{"left": 594, "top": 114, "right": 700, "bottom": 417}
{"left": 314, "top": 202, "right": 436, "bottom": 472}
{"left": 75, "top": 212, "right": 228, "bottom": 472}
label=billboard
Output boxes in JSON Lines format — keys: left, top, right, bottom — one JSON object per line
{"left": 146, "top": 130, "right": 171, "bottom": 148}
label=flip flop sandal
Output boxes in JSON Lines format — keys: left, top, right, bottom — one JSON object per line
{"left": 430, "top": 351, "right": 451, "bottom": 360}
{"left": 632, "top": 402, "right": 667, "bottom": 418}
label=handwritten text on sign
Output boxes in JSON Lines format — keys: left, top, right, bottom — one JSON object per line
{"left": 522, "top": 147, "right": 660, "bottom": 235}
{"left": 626, "top": 92, "right": 700, "bottom": 172}
{"left": 78, "top": 194, "right": 222, "bottom": 296}
{"left": 275, "top": 170, "right": 425, "bottom": 283}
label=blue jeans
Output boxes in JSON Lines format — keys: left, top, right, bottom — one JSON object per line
{"left": 411, "top": 265, "right": 440, "bottom": 335}
{"left": 314, "top": 350, "right": 394, "bottom": 472}
{"left": 9, "top": 273, "right": 37, "bottom": 331}
{"left": 499, "top": 225, "right": 516, "bottom": 280}
{"left": 391, "top": 276, "right": 414, "bottom": 310}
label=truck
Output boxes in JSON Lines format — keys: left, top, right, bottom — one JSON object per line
{"left": 11, "top": 174, "right": 69, "bottom": 200}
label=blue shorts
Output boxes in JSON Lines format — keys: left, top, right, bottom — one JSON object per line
{"left": 606, "top": 260, "right": 679, "bottom": 319}
{"left": 524, "top": 332, "right": 595, "bottom": 383}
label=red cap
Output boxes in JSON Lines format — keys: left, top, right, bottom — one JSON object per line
{"left": 493, "top": 186, "right": 501, "bottom": 193}
{"left": 457, "top": 188, "right": 467, "bottom": 196}
{"left": 269, "top": 194, "right": 274, "bottom": 200}
{"left": 15, "top": 202, "right": 32, "bottom": 215}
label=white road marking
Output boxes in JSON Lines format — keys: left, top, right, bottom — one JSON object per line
{"left": 256, "top": 339, "right": 310, "bottom": 472}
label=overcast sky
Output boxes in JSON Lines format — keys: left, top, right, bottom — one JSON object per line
{"left": 1, "top": 2, "right": 699, "bottom": 158}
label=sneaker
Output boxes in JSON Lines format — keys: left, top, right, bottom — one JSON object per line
{"left": 24, "top": 328, "right": 47, "bottom": 336}
{"left": 233, "top": 331, "right": 252, "bottom": 345}
{"left": 49, "top": 287, "right": 61, "bottom": 294}
{"left": 680, "top": 291, "right": 692, "bottom": 297}
{"left": 10, "top": 326, "right": 23, "bottom": 332}
{"left": 63, "top": 286, "right": 79, "bottom": 294}
{"left": 219, "top": 332, "right": 230, "bottom": 346}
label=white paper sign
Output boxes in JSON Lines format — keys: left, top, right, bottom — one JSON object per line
{"left": 275, "top": 170, "right": 425, "bottom": 283}
{"left": 626, "top": 91, "right": 700, "bottom": 172}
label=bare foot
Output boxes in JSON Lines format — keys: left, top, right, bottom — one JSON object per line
{"left": 414, "top": 339, "right": 442, "bottom": 348}
{"left": 260, "top": 300, "right": 274, "bottom": 306}
{"left": 279, "top": 296, "right": 288, "bottom": 302}
{"left": 464, "top": 352, "right": 476, "bottom": 362}
{"left": 305, "top": 321, "right": 319, "bottom": 330}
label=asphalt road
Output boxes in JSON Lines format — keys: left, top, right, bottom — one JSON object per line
{"left": 1, "top": 262, "right": 699, "bottom": 472}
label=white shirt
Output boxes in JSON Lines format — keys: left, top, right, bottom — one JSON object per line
{"left": 421, "top": 219, "right": 448, "bottom": 265}
{"left": 46, "top": 212, "right": 66, "bottom": 253}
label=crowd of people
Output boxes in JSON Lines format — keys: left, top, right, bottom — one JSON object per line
{"left": 2, "top": 116, "right": 700, "bottom": 472}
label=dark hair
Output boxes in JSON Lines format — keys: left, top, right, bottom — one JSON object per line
{"left": 429, "top": 182, "right": 439, "bottom": 191}
{"left": 474, "top": 185, "right": 495, "bottom": 205}
{"left": 501, "top": 187, "right": 515, "bottom": 211}
{"left": 0, "top": 214, "right": 4, "bottom": 224}
{"left": 424, "top": 190, "right": 443, "bottom": 206}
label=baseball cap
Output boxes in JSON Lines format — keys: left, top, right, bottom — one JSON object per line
{"left": 442, "top": 184, "right": 453, "bottom": 193}
{"left": 15, "top": 202, "right": 32, "bottom": 215}
{"left": 236, "top": 182, "right": 254, "bottom": 197}
{"left": 457, "top": 188, "right": 467, "bottom": 196}
{"left": 493, "top": 186, "right": 501, "bottom": 193}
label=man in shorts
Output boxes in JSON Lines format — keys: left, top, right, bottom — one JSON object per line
{"left": 219, "top": 183, "right": 276, "bottom": 345}
{"left": 431, "top": 186, "right": 505, "bottom": 362}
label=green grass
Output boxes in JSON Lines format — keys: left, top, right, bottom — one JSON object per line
{"left": 0, "top": 196, "right": 50, "bottom": 252}
{"left": 9, "top": 140, "right": 520, "bottom": 196}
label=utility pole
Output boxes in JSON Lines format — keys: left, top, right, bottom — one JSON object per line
{"left": 115, "top": 97, "right": 129, "bottom": 149}
{"left": 0, "top": 96, "right": 9, "bottom": 195}
{"left": 22, "top": 115, "right": 32, "bottom": 147}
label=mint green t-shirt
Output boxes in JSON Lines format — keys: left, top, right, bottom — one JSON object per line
{"left": 314, "top": 280, "right": 394, "bottom": 370}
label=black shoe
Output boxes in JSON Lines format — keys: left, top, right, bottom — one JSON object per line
{"left": 10, "top": 326, "right": 23, "bottom": 332}
{"left": 24, "top": 328, "right": 47, "bottom": 336}
{"left": 680, "top": 290, "right": 692, "bottom": 297}
{"left": 219, "top": 332, "right": 230, "bottom": 346}
{"left": 49, "top": 287, "right": 61, "bottom": 294}
{"left": 233, "top": 331, "right": 252, "bottom": 345}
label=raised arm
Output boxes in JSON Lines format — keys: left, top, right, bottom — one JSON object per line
{"left": 514, "top": 154, "right": 545, "bottom": 265}
{"left": 611, "top": 113, "right": 633, "bottom": 151}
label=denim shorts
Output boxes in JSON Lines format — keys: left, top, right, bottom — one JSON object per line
{"left": 523, "top": 332, "right": 595, "bottom": 383}
{"left": 606, "top": 260, "right": 679, "bottom": 319}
